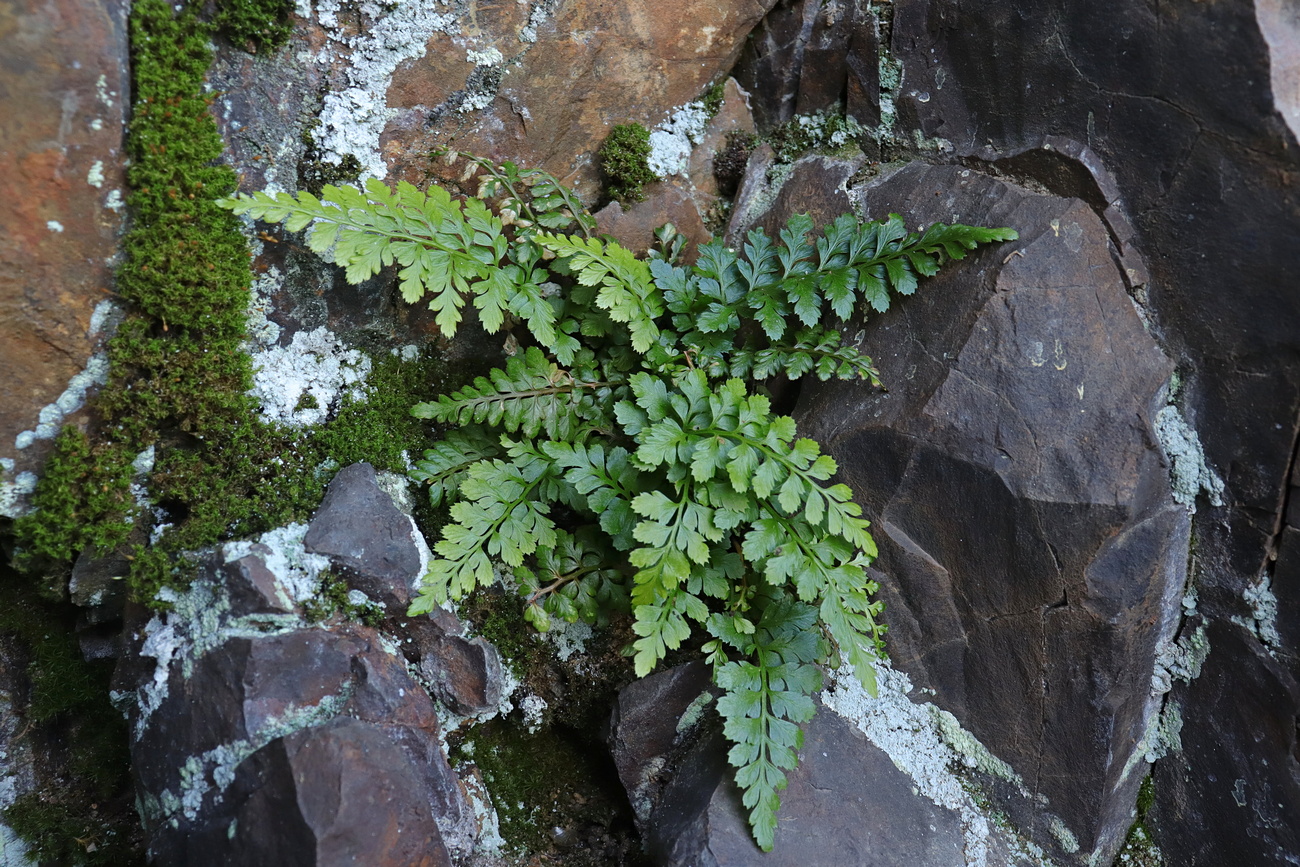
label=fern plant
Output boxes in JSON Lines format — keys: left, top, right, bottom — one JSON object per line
{"left": 219, "top": 154, "right": 1015, "bottom": 851}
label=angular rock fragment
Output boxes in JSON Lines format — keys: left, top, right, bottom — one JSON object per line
{"left": 305, "top": 462, "right": 425, "bottom": 610}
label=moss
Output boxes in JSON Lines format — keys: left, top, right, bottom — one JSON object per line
{"left": 699, "top": 79, "right": 727, "bottom": 119}
{"left": 214, "top": 0, "right": 294, "bottom": 53}
{"left": 303, "top": 570, "right": 385, "bottom": 626}
{"left": 0, "top": 565, "right": 141, "bottom": 865}
{"left": 599, "top": 124, "right": 656, "bottom": 205}
{"left": 1113, "top": 776, "right": 1163, "bottom": 867}
{"left": 299, "top": 118, "right": 363, "bottom": 195}
{"left": 766, "top": 110, "right": 865, "bottom": 163}
{"left": 713, "top": 130, "right": 756, "bottom": 199}
{"left": 12, "top": 428, "right": 135, "bottom": 581}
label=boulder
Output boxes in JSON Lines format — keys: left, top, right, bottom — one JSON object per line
{"left": 114, "top": 544, "right": 475, "bottom": 865}
{"left": 795, "top": 161, "right": 1185, "bottom": 863}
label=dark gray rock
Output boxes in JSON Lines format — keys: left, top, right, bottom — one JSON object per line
{"left": 794, "top": 162, "right": 1185, "bottom": 863}
{"left": 734, "top": 0, "right": 871, "bottom": 131}
{"left": 185, "top": 717, "right": 452, "bottom": 867}
{"left": 864, "top": 1, "right": 1300, "bottom": 861}
{"left": 609, "top": 665, "right": 986, "bottom": 866}
{"left": 305, "top": 462, "right": 424, "bottom": 610}
{"left": 115, "top": 549, "right": 472, "bottom": 866}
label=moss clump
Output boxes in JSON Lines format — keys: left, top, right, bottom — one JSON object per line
{"left": 13, "top": 428, "right": 135, "bottom": 581}
{"left": 599, "top": 124, "right": 656, "bottom": 205}
{"left": 214, "top": 0, "right": 294, "bottom": 53}
{"left": 713, "top": 130, "right": 756, "bottom": 200}
{"left": 1113, "top": 776, "right": 1164, "bottom": 867}
{"left": 699, "top": 79, "right": 727, "bottom": 119}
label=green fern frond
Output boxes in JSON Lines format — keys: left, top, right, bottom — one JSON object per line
{"left": 231, "top": 161, "right": 1018, "bottom": 851}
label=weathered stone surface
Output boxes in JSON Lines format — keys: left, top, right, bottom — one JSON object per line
{"left": 0, "top": 0, "right": 129, "bottom": 472}
{"left": 687, "top": 78, "right": 758, "bottom": 206}
{"left": 417, "top": 632, "right": 503, "bottom": 717}
{"left": 222, "top": 544, "right": 299, "bottom": 616}
{"left": 734, "top": 0, "right": 869, "bottom": 131}
{"left": 729, "top": 152, "right": 866, "bottom": 244}
{"left": 1150, "top": 619, "right": 1300, "bottom": 865}
{"left": 610, "top": 665, "right": 1014, "bottom": 866}
{"left": 872, "top": 1, "right": 1300, "bottom": 860}
{"left": 595, "top": 182, "right": 711, "bottom": 261}
{"left": 304, "top": 462, "right": 424, "bottom": 609}
{"left": 185, "top": 717, "right": 451, "bottom": 867}
{"left": 382, "top": 0, "right": 780, "bottom": 200}
{"left": 792, "top": 162, "right": 1184, "bottom": 863}
{"left": 116, "top": 548, "right": 472, "bottom": 865}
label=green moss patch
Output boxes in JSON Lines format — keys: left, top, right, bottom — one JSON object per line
{"left": 599, "top": 124, "right": 656, "bottom": 205}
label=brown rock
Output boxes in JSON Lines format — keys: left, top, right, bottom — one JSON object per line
{"left": 386, "top": 0, "right": 781, "bottom": 201}
{"left": 688, "top": 78, "right": 758, "bottom": 202}
{"left": 417, "top": 632, "right": 503, "bottom": 716}
{"left": 0, "top": 0, "right": 129, "bottom": 469}
{"left": 595, "top": 182, "right": 711, "bottom": 262}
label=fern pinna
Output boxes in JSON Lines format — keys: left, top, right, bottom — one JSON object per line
{"left": 220, "top": 155, "right": 1015, "bottom": 851}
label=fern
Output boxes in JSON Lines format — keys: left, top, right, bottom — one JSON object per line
{"left": 219, "top": 162, "right": 1016, "bottom": 851}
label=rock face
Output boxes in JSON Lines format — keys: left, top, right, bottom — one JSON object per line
{"left": 863, "top": 2, "right": 1300, "bottom": 863}
{"left": 0, "top": 0, "right": 129, "bottom": 479}
{"left": 792, "top": 162, "right": 1185, "bottom": 863}
{"left": 609, "top": 664, "right": 1037, "bottom": 866}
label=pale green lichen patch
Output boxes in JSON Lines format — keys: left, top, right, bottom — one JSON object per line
{"left": 823, "top": 661, "right": 1055, "bottom": 866}
{"left": 1154, "top": 406, "right": 1225, "bottom": 507}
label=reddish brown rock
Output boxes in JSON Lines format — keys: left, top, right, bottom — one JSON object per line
{"left": 0, "top": 0, "right": 129, "bottom": 466}
{"left": 595, "top": 182, "right": 711, "bottom": 261}
{"left": 385, "top": 0, "right": 781, "bottom": 200}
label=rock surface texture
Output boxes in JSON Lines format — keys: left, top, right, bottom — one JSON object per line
{"left": 112, "top": 471, "right": 483, "bottom": 865}
{"left": 795, "top": 162, "right": 1185, "bottom": 864}
{"left": 869, "top": 2, "right": 1300, "bottom": 863}
{"left": 0, "top": 0, "right": 130, "bottom": 484}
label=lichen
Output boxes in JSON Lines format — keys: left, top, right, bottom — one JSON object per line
{"left": 1154, "top": 405, "right": 1225, "bottom": 508}
{"left": 1233, "top": 576, "right": 1282, "bottom": 653}
{"left": 822, "top": 661, "right": 1054, "bottom": 866}
{"left": 311, "top": 0, "right": 458, "bottom": 179}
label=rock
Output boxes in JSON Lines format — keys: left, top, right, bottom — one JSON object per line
{"left": 595, "top": 182, "right": 711, "bottom": 262}
{"left": 185, "top": 717, "right": 451, "bottom": 867}
{"left": 304, "top": 462, "right": 425, "bottom": 610}
{"left": 115, "top": 549, "right": 473, "bottom": 865}
{"left": 609, "top": 664, "right": 1029, "bottom": 866}
{"left": 222, "top": 544, "right": 299, "bottom": 616}
{"left": 0, "top": 0, "right": 129, "bottom": 475}
{"left": 608, "top": 661, "right": 714, "bottom": 825}
{"left": 417, "top": 633, "right": 503, "bottom": 717}
{"left": 872, "top": 1, "right": 1300, "bottom": 860}
{"left": 687, "top": 78, "right": 759, "bottom": 206}
{"left": 793, "top": 162, "right": 1185, "bottom": 863}
{"left": 728, "top": 152, "right": 866, "bottom": 244}
{"left": 1149, "top": 619, "right": 1300, "bottom": 865}
{"left": 384, "top": 0, "right": 782, "bottom": 201}
{"left": 733, "top": 0, "right": 869, "bottom": 131}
